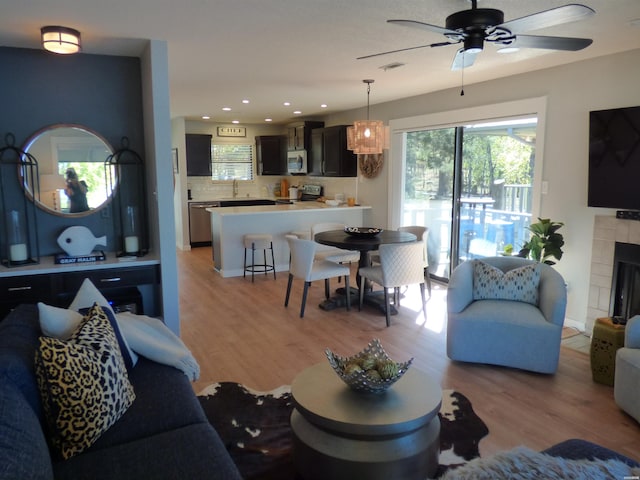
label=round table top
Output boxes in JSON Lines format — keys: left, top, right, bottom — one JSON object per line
{"left": 291, "top": 362, "right": 442, "bottom": 437}
{"left": 314, "top": 229, "right": 416, "bottom": 253}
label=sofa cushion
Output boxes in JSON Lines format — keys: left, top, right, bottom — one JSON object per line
{"left": 0, "top": 304, "right": 44, "bottom": 419}
{"left": 473, "top": 260, "right": 540, "bottom": 305}
{"left": 53, "top": 423, "right": 242, "bottom": 480}
{"left": 0, "top": 379, "right": 53, "bottom": 480}
{"left": 35, "top": 304, "right": 136, "bottom": 459}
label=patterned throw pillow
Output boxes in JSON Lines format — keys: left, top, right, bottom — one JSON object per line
{"left": 34, "top": 304, "right": 136, "bottom": 459}
{"left": 472, "top": 260, "right": 540, "bottom": 305}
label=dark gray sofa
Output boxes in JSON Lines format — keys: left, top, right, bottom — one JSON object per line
{"left": 0, "top": 304, "right": 242, "bottom": 480}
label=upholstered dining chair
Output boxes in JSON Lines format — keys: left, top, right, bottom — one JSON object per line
{"left": 358, "top": 242, "right": 427, "bottom": 327}
{"left": 398, "top": 225, "right": 432, "bottom": 296}
{"left": 310, "top": 222, "right": 360, "bottom": 265}
{"left": 285, "top": 236, "right": 351, "bottom": 318}
{"left": 446, "top": 256, "right": 567, "bottom": 374}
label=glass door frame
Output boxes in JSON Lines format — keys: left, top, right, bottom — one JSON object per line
{"left": 388, "top": 97, "right": 548, "bottom": 278}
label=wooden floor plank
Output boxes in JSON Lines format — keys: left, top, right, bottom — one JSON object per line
{"left": 177, "top": 247, "right": 640, "bottom": 460}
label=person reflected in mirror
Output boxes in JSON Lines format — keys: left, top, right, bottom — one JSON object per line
{"left": 64, "top": 167, "right": 89, "bottom": 213}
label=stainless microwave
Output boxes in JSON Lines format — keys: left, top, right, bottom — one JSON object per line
{"left": 287, "top": 150, "right": 307, "bottom": 175}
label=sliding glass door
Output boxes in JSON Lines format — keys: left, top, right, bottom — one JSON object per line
{"left": 402, "top": 117, "right": 537, "bottom": 281}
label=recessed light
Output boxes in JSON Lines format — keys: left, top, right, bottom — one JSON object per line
{"left": 320, "top": 104, "right": 328, "bottom": 108}
{"left": 497, "top": 46, "right": 520, "bottom": 54}
{"left": 265, "top": 118, "right": 273, "bottom": 122}
{"left": 242, "top": 99, "right": 250, "bottom": 104}
{"left": 232, "top": 120, "right": 240, "bottom": 124}
{"left": 202, "top": 115, "right": 210, "bottom": 120}
{"left": 293, "top": 110, "right": 302, "bottom": 115}
{"left": 283, "top": 102, "right": 291, "bottom": 106}
{"left": 222, "top": 107, "right": 232, "bottom": 111}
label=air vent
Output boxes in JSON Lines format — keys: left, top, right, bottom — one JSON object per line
{"left": 379, "top": 62, "right": 405, "bottom": 71}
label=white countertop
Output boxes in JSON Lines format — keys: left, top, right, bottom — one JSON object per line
{"left": 206, "top": 202, "right": 370, "bottom": 216}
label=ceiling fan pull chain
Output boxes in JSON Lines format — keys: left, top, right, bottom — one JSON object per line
{"left": 460, "top": 54, "right": 465, "bottom": 96}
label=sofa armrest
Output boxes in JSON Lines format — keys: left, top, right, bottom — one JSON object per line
{"left": 625, "top": 315, "right": 640, "bottom": 349}
{"left": 537, "top": 265, "right": 567, "bottom": 327}
{"left": 447, "top": 260, "right": 474, "bottom": 314}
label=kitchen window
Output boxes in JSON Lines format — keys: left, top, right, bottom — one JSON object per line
{"left": 211, "top": 143, "right": 254, "bottom": 181}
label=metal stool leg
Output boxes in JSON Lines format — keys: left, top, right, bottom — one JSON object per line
{"left": 251, "top": 242, "right": 256, "bottom": 282}
{"left": 270, "top": 242, "right": 276, "bottom": 279}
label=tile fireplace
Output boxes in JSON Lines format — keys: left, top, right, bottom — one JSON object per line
{"left": 587, "top": 216, "right": 640, "bottom": 334}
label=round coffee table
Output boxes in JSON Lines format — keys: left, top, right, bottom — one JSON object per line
{"left": 290, "top": 362, "right": 442, "bottom": 480}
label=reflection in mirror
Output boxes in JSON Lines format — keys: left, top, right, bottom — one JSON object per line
{"left": 22, "top": 125, "right": 116, "bottom": 216}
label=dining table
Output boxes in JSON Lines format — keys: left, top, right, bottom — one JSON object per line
{"left": 314, "top": 229, "right": 417, "bottom": 313}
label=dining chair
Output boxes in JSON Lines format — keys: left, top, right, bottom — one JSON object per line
{"left": 358, "top": 242, "right": 427, "bottom": 327}
{"left": 285, "top": 236, "right": 351, "bottom": 318}
{"left": 310, "top": 222, "right": 359, "bottom": 265}
{"left": 398, "top": 225, "right": 432, "bottom": 296}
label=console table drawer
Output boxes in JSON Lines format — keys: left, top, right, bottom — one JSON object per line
{"left": 0, "top": 275, "right": 52, "bottom": 302}
{"left": 60, "top": 265, "right": 159, "bottom": 292}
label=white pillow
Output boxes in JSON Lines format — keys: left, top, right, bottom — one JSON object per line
{"left": 38, "top": 278, "right": 138, "bottom": 366}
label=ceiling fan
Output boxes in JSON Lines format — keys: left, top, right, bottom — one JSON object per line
{"left": 358, "top": 1, "right": 595, "bottom": 70}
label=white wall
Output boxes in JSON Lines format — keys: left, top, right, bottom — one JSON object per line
{"left": 323, "top": 48, "right": 640, "bottom": 329}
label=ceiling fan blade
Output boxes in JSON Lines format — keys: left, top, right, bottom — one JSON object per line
{"left": 388, "top": 19, "right": 458, "bottom": 37}
{"left": 356, "top": 41, "right": 457, "bottom": 60}
{"left": 506, "top": 34, "right": 593, "bottom": 51}
{"left": 451, "top": 48, "right": 478, "bottom": 71}
{"left": 500, "top": 4, "right": 595, "bottom": 33}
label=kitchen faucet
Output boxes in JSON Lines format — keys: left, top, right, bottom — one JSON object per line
{"left": 232, "top": 179, "right": 238, "bottom": 198}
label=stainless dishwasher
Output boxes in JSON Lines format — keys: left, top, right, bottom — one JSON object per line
{"left": 189, "top": 202, "right": 216, "bottom": 246}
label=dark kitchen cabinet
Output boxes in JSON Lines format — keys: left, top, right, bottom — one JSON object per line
{"left": 309, "top": 125, "right": 357, "bottom": 177}
{"left": 256, "top": 135, "right": 287, "bottom": 175}
{"left": 287, "top": 121, "right": 324, "bottom": 151}
{"left": 186, "top": 134, "right": 212, "bottom": 176}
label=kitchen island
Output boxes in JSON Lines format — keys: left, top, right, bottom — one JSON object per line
{"left": 207, "top": 202, "right": 371, "bottom": 277}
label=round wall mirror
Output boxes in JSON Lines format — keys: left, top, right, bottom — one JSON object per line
{"left": 21, "top": 124, "right": 116, "bottom": 216}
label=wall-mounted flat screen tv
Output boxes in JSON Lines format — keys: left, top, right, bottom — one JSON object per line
{"left": 588, "top": 105, "right": 640, "bottom": 210}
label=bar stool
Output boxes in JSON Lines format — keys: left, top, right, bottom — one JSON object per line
{"left": 243, "top": 234, "right": 276, "bottom": 282}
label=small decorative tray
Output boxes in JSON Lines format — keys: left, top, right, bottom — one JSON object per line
{"left": 325, "top": 339, "right": 413, "bottom": 394}
{"left": 344, "top": 227, "right": 383, "bottom": 237}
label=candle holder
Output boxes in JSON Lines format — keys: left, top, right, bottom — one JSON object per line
{"left": 105, "top": 137, "right": 147, "bottom": 257}
{"left": 0, "top": 133, "right": 40, "bottom": 267}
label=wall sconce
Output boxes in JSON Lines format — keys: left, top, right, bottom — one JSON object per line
{"left": 41, "top": 26, "right": 82, "bottom": 55}
{"left": 347, "top": 79, "right": 385, "bottom": 155}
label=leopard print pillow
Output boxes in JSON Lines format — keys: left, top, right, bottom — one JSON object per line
{"left": 35, "top": 303, "right": 136, "bottom": 459}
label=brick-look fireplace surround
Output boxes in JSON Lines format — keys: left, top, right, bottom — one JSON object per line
{"left": 587, "top": 215, "right": 640, "bottom": 334}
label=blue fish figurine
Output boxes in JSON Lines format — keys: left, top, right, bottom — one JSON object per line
{"left": 57, "top": 226, "right": 107, "bottom": 257}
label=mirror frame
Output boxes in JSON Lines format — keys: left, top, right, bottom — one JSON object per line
{"left": 20, "top": 124, "right": 116, "bottom": 217}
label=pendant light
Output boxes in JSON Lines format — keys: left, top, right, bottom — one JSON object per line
{"left": 347, "top": 79, "right": 385, "bottom": 155}
{"left": 41, "top": 26, "right": 81, "bottom": 55}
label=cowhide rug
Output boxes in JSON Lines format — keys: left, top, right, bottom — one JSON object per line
{"left": 198, "top": 383, "right": 489, "bottom": 479}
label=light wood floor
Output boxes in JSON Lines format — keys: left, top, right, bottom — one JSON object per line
{"left": 177, "top": 247, "right": 640, "bottom": 461}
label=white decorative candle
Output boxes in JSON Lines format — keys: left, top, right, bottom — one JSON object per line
{"left": 10, "top": 243, "right": 28, "bottom": 262}
{"left": 125, "top": 236, "right": 139, "bottom": 254}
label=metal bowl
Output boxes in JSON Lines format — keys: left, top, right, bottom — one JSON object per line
{"left": 343, "top": 227, "right": 383, "bottom": 237}
{"left": 325, "top": 339, "right": 413, "bottom": 394}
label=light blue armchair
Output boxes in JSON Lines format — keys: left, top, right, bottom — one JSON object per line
{"left": 614, "top": 316, "right": 640, "bottom": 423}
{"left": 446, "top": 256, "right": 567, "bottom": 374}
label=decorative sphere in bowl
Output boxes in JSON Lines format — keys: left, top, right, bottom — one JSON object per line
{"left": 343, "top": 227, "right": 383, "bottom": 238}
{"left": 325, "top": 339, "right": 413, "bottom": 394}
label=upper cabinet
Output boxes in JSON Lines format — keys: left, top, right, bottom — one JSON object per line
{"left": 186, "top": 134, "right": 212, "bottom": 176}
{"left": 256, "top": 135, "right": 287, "bottom": 175}
{"left": 309, "top": 125, "right": 357, "bottom": 177}
{"left": 287, "top": 121, "right": 324, "bottom": 151}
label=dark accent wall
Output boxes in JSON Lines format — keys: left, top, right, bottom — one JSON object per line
{"left": 0, "top": 47, "right": 144, "bottom": 255}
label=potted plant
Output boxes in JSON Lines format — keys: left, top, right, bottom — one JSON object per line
{"left": 518, "top": 218, "right": 564, "bottom": 265}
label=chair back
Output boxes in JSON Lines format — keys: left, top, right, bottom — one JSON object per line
{"left": 398, "top": 225, "right": 428, "bottom": 268}
{"left": 286, "top": 236, "right": 317, "bottom": 281}
{"left": 311, "top": 222, "right": 345, "bottom": 237}
{"left": 379, "top": 242, "right": 425, "bottom": 287}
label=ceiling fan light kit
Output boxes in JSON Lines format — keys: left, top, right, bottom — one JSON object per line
{"left": 358, "top": 3, "right": 595, "bottom": 71}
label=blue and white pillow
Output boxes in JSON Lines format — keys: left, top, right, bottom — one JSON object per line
{"left": 473, "top": 260, "right": 540, "bottom": 305}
